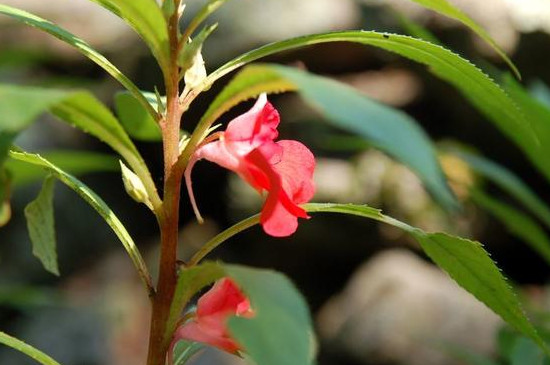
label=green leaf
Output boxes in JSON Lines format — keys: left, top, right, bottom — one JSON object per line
{"left": 114, "top": 91, "right": 162, "bottom": 141}
{"left": 203, "top": 31, "right": 535, "bottom": 155}
{"left": 181, "top": 0, "right": 231, "bottom": 43}
{"left": 226, "top": 265, "right": 314, "bottom": 365}
{"left": 0, "top": 5, "right": 156, "bottom": 119}
{"left": 503, "top": 75, "right": 550, "bottom": 184}
{"left": 5, "top": 150, "right": 119, "bottom": 187}
{"left": 169, "top": 262, "right": 314, "bottom": 365}
{"left": 395, "top": 11, "right": 441, "bottom": 45}
{"left": 9, "top": 149, "right": 153, "bottom": 295}
{"left": 0, "top": 85, "right": 66, "bottom": 167}
{"left": 87, "top": 0, "right": 170, "bottom": 72}
{"left": 452, "top": 149, "right": 550, "bottom": 230}
{"left": 411, "top": 230, "right": 544, "bottom": 351}
{"left": 0, "top": 331, "right": 61, "bottom": 365}
{"left": 0, "top": 84, "right": 161, "bottom": 212}
{"left": 471, "top": 189, "right": 550, "bottom": 266}
{"left": 408, "top": 0, "right": 519, "bottom": 78}
{"left": 196, "top": 64, "right": 456, "bottom": 210}
{"left": 24, "top": 175, "right": 58, "bottom": 276}
{"left": 189, "top": 203, "right": 547, "bottom": 354}
{"left": 281, "top": 65, "right": 457, "bottom": 210}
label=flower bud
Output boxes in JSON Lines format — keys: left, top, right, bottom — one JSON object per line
{"left": 120, "top": 161, "right": 153, "bottom": 210}
{"left": 184, "top": 51, "right": 207, "bottom": 90}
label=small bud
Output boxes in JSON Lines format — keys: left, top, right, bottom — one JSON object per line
{"left": 120, "top": 161, "right": 153, "bottom": 210}
{"left": 184, "top": 51, "right": 207, "bottom": 89}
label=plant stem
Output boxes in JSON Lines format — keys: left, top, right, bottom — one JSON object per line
{"left": 147, "top": 1, "right": 183, "bottom": 364}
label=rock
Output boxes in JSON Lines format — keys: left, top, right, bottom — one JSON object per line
{"left": 317, "top": 249, "right": 501, "bottom": 365}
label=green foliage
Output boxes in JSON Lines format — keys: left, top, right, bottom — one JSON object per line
{"left": 277, "top": 65, "right": 457, "bottom": 210}
{"left": 24, "top": 175, "right": 59, "bottom": 276}
{"left": 452, "top": 149, "right": 550, "bottom": 229}
{"left": 170, "top": 263, "right": 314, "bottom": 365}
{"left": 204, "top": 31, "right": 535, "bottom": 170}
{"left": 471, "top": 189, "right": 550, "bottom": 266}
{"left": 0, "top": 84, "right": 160, "bottom": 211}
{"left": 411, "top": 230, "right": 545, "bottom": 353}
{"left": 194, "top": 203, "right": 546, "bottom": 353}
{"left": 408, "top": 0, "right": 519, "bottom": 78}
{"left": 0, "top": 331, "right": 61, "bottom": 365}
{"left": 8, "top": 150, "right": 153, "bottom": 294}
{"left": 114, "top": 91, "right": 162, "bottom": 141}
{"left": 503, "top": 75, "right": 550, "bottom": 184}
{"left": 0, "top": 5, "right": 156, "bottom": 118}
{"left": 226, "top": 265, "right": 314, "bottom": 365}
{"left": 87, "top": 0, "right": 170, "bottom": 73}
{"left": 5, "top": 151, "right": 119, "bottom": 186}
{"left": 197, "top": 64, "right": 456, "bottom": 210}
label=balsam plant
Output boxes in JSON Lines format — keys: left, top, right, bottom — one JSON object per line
{"left": 1, "top": 0, "right": 549, "bottom": 364}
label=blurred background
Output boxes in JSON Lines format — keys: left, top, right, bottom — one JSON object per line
{"left": 1, "top": 0, "right": 550, "bottom": 364}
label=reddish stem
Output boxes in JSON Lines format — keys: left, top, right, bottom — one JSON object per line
{"left": 146, "top": 1, "right": 184, "bottom": 364}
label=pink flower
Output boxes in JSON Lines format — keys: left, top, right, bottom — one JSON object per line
{"left": 185, "top": 94, "right": 316, "bottom": 237}
{"left": 171, "top": 278, "right": 252, "bottom": 355}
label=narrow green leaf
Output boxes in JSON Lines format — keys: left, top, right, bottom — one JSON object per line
{"left": 24, "top": 175, "right": 58, "bottom": 276}
{"left": 412, "top": 230, "right": 544, "bottom": 351}
{"left": 204, "top": 31, "right": 534, "bottom": 150}
{"left": 503, "top": 75, "right": 550, "bottom": 184}
{"left": 0, "top": 84, "right": 161, "bottom": 212}
{"left": 114, "top": 91, "right": 162, "bottom": 141}
{"left": 452, "top": 150, "right": 550, "bottom": 230}
{"left": 9, "top": 149, "right": 154, "bottom": 295}
{"left": 280, "top": 65, "right": 457, "bottom": 210}
{"left": 181, "top": 0, "right": 231, "bottom": 43}
{"left": 0, "top": 331, "right": 61, "bottom": 365}
{"left": 394, "top": 12, "right": 441, "bottom": 44}
{"left": 196, "top": 64, "right": 456, "bottom": 210}
{"left": 87, "top": 0, "right": 170, "bottom": 72}
{"left": 0, "top": 5, "right": 156, "bottom": 119}
{"left": 5, "top": 150, "right": 119, "bottom": 187}
{"left": 190, "top": 202, "right": 546, "bottom": 353}
{"left": 471, "top": 189, "right": 550, "bottom": 266}
{"left": 226, "top": 265, "right": 314, "bottom": 365}
{"left": 408, "top": 0, "right": 519, "bottom": 78}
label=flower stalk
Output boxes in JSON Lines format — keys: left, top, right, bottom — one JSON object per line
{"left": 146, "top": 0, "right": 186, "bottom": 364}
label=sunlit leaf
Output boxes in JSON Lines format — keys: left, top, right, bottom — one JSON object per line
{"left": 204, "top": 31, "right": 535, "bottom": 156}
{"left": 407, "top": 0, "right": 519, "bottom": 78}
{"left": 0, "top": 331, "right": 61, "bottom": 365}
{"left": 88, "top": 0, "right": 170, "bottom": 72}
{"left": 0, "top": 4, "right": 156, "bottom": 118}
{"left": 24, "top": 175, "right": 58, "bottom": 276}
{"left": 9, "top": 150, "right": 153, "bottom": 294}
{"left": 0, "top": 84, "right": 160, "bottom": 211}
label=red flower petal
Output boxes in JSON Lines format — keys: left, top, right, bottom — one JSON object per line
{"left": 171, "top": 279, "right": 252, "bottom": 356}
